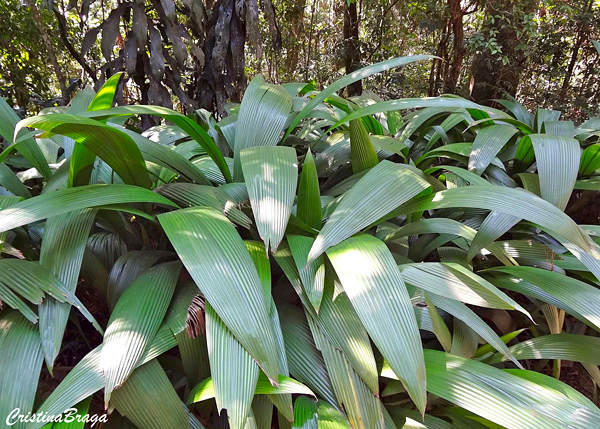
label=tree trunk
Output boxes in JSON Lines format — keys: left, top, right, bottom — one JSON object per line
{"left": 561, "top": 0, "right": 593, "bottom": 96}
{"left": 470, "top": 0, "right": 534, "bottom": 102}
{"left": 343, "top": 0, "right": 361, "bottom": 96}
{"left": 444, "top": 0, "right": 465, "bottom": 93}
{"left": 27, "top": 0, "right": 67, "bottom": 102}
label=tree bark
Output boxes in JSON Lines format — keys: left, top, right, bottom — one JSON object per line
{"left": 343, "top": 0, "right": 361, "bottom": 96}
{"left": 469, "top": 0, "right": 534, "bottom": 102}
{"left": 444, "top": 0, "right": 465, "bottom": 93}
{"left": 53, "top": 7, "right": 97, "bottom": 82}
{"left": 561, "top": 0, "right": 593, "bottom": 96}
{"left": 27, "top": 0, "right": 67, "bottom": 101}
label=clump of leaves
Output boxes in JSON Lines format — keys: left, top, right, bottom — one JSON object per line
{"left": 1, "top": 57, "right": 600, "bottom": 429}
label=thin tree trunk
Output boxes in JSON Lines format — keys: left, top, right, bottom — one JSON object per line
{"left": 561, "top": 0, "right": 593, "bottom": 96}
{"left": 53, "top": 7, "right": 97, "bottom": 82}
{"left": 28, "top": 0, "right": 67, "bottom": 101}
{"left": 344, "top": 0, "right": 361, "bottom": 96}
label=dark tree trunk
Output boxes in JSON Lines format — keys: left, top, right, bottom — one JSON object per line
{"left": 444, "top": 0, "right": 465, "bottom": 93}
{"left": 343, "top": 0, "right": 361, "bottom": 96}
{"left": 561, "top": 0, "right": 594, "bottom": 96}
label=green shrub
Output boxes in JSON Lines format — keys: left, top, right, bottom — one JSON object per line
{"left": 1, "top": 57, "right": 600, "bottom": 429}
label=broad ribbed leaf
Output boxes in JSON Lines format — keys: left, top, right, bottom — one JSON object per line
{"left": 309, "top": 314, "right": 384, "bottom": 429}
{"left": 487, "top": 334, "right": 600, "bottom": 365}
{"left": 117, "top": 126, "right": 210, "bottom": 184}
{"left": 233, "top": 76, "right": 292, "bottom": 180}
{"left": 0, "top": 97, "right": 51, "bottom": 179}
{"left": 101, "top": 261, "right": 181, "bottom": 405}
{"left": 327, "top": 235, "right": 426, "bottom": 414}
{"left": 297, "top": 149, "right": 322, "bottom": 230}
{"left": 158, "top": 207, "right": 280, "bottom": 382}
{"left": 307, "top": 161, "right": 431, "bottom": 263}
{"left": 292, "top": 397, "right": 318, "bottom": 429}
{"left": 315, "top": 273, "right": 379, "bottom": 395}
{"left": 424, "top": 292, "right": 520, "bottom": 366}
{"left": 0, "top": 311, "right": 44, "bottom": 429}
{"left": 468, "top": 125, "right": 517, "bottom": 175}
{"left": 38, "top": 209, "right": 97, "bottom": 370}
{"left": 0, "top": 162, "right": 31, "bottom": 197}
{"left": 82, "top": 105, "right": 232, "bottom": 182}
{"left": 390, "top": 186, "right": 600, "bottom": 280}
{"left": 111, "top": 359, "right": 192, "bottom": 429}
{"left": 579, "top": 144, "right": 600, "bottom": 176}
{"left": 13, "top": 114, "right": 152, "bottom": 188}
{"left": 387, "top": 350, "right": 600, "bottom": 429}
{"left": 483, "top": 266, "right": 600, "bottom": 332}
{"left": 206, "top": 301, "right": 259, "bottom": 429}
{"left": 241, "top": 146, "right": 298, "bottom": 252}
{"left": 187, "top": 374, "right": 315, "bottom": 404}
{"left": 400, "top": 263, "right": 528, "bottom": 314}
{"left": 278, "top": 303, "right": 339, "bottom": 407}
{"left": 531, "top": 134, "right": 580, "bottom": 211}
{"left": 284, "top": 56, "right": 435, "bottom": 141}
{"left": 0, "top": 184, "right": 176, "bottom": 234}
{"left": 349, "top": 118, "right": 379, "bottom": 173}
{"left": 107, "top": 251, "right": 170, "bottom": 310}
{"left": 88, "top": 72, "right": 122, "bottom": 111}
{"left": 288, "top": 235, "right": 325, "bottom": 312}
{"left": 467, "top": 211, "right": 520, "bottom": 262}
{"left": 316, "top": 400, "right": 352, "bottom": 429}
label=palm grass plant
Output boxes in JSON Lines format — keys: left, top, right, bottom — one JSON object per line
{"left": 0, "top": 56, "right": 600, "bottom": 429}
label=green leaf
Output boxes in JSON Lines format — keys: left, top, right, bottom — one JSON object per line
{"left": 297, "top": 149, "right": 322, "bottom": 230}
{"left": 327, "top": 235, "right": 426, "bottom": 414}
{"left": 82, "top": 105, "right": 232, "bottom": 182}
{"left": 308, "top": 314, "right": 384, "bottom": 429}
{"left": 400, "top": 263, "right": 528, "bottom": 314}
{"left": 241, "top": 146, "right": 299, "bottom": 252}
{"left": 483, "top": 266, "right": 600, "bottom": 332}
{"left": 0, "top": 97, "right": 51, "bottom": 179}
{"left": 87, "top": 72, "right": 123, "bottom": 111}
{"left": 205, "top": 301, "right": 259, "bottom": 429}
{"left": 111, "top": 359, "right": 192, "bottom": 429}
{"left": 316, "top": 400, "right": 352, "bottom": 429}
{"left": 467, "top": 211, "right": 520, "bottom": 262}
{"left": 0, "top": 162, "right": 31, "bottom": 198}
{"left": 468, "top": 125, "right": 517, "bottom": 175}
{"left": 288, "top": 235, "right": 326, "bottom": 312}
{"left": 417, "top": 350, "right": 600, "bottom": 429}
{"left": 283, "top": 56, "right": 435, "bottom": 141}
{"left": 187, "top": 374, "right": 315, "bottom": 404}
{"left": 307, "top": 161, "right": 431, "bottom": 263}
{"left": 233, "top": 76, "right": 292, "bottom": 180}
{"left": 579, "top": 144, "right": 600, "bottom": 176}
{"left": 349, "top": 118, "right": 379, "bottom": 173}
{"left": 293, "top": 397, "right": 318, "bottom": 429}
{"left": 38, "top": 209, "right": 98, "bottom": 370}
{"left": 531, "top": 134, "right": 580, "bottom": 211}
{"left": 486, "top": 334, "right": 600, "bottom": 365}
{"left": 0, "top": 311, "right": 44, "bottom": 429}
{"left": 390, "top": 186, "right": 600, "bottom": 280}
{"left": 101, "top": 261, "right": 181, "bottom": 405}
{"left": 117, "top": 126, "right": 210, "bottom": 184}
{"left": 14, "top": 114, "right": 152, "bottom": 188}
{"left": 158, "top": 206, "right": 280, "bottom": 382}
{"left": 278, "top": 303, "right": 339, "bottom": 407}
{"left": 0, "top": 184, "right": 176, "bottom": 234}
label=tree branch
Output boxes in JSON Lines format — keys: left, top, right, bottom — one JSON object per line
{"left": 53, "top": 7, "right": 97, "bottom": 82}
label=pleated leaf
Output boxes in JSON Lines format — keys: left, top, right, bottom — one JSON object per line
{"left": 111, "top": 359, "right": 192, "bottom": 429}
{"left": 288, "top": 235, "right": 326, "bottom": 312}
{"left": 206, "top": 301, "right": 259, "bottom": 429}
{"left": 101, "top": 261, "right": 181, "bottom": 406}
{"left": 0, "top": 311, "right": 44, "bottom": 429}
{"left": 307, "top": 161, "right": 431, "bottom": 263}
{"left": 326, "top": 235, "right": 427, "bottom": 414}
{"left": 297, "top": 149, "right": 322, "bottom": 230}
{"left": 293, "top": 397, "right": 318, "bottom": 429}
{"left": 483, "top": 266, "right": 600, "bottom": 332}
{"left": 233, "top": 76, "right": 292, "bottom": 180}
{"left": 468, "top": 125, "right": 518, "bottom": 175}
{"left": 579, "top": 143, "right": 600, "bottom": 176}
{"left": 241, "top": 146, "right": 299, "bottom": 252}
{"left": 38, "top": 208, "right": 97, "bottom": 370}
{"left": 0, "top": 184, "right": 176, "bottom": 234}
{"left": 349, "top": 118, "right": 379, "bottom": 174}
{"left": 158, "top": 206, "right": 280, "bottom": 382}
{"left": 531, "top": 134, "right": 580, "bottom": 211}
